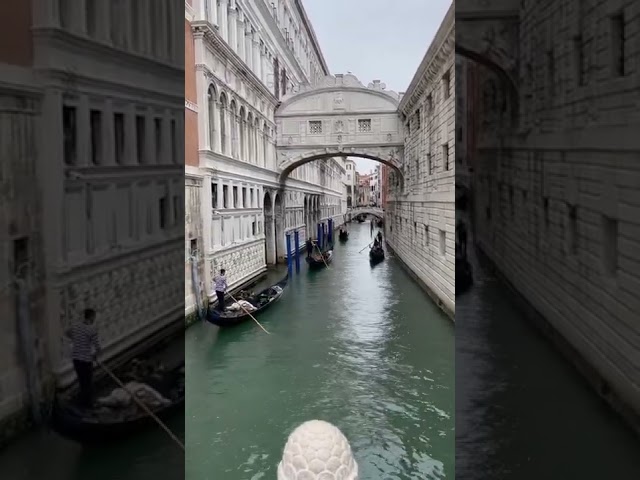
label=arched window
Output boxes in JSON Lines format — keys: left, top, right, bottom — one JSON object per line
{"left": 229, "top": 100, "right": 238, "bottom": 158}
{"left": 247, "top": 112, "right": 254, "bottom": 162}
{"left": 207, "top": 85, "right": 216, "bottom": 151}
{"left": 219, "top": 93, "right": 227, "bottom": 155}
{"left": 239, "top": 106, "right": 246, "bottom": 160}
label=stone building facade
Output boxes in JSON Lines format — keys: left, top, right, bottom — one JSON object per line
{"left": 385, "top": 4, "right": 455, "bottom": 317}
{"left": 186, "top": 0, "right": 346, "bottom": 310}
{"left": 464, "top": 0, "right": 640, "bottom": 425}
{"left": 1, "top": 0, "right": 184, "bottom": 433}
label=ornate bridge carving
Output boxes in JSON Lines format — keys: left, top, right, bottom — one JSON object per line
{"left": 456, "top": 0, "right": 520, "bottom": 93}
{"left": 275, "top": 74, "right": 405, "bottom": 182}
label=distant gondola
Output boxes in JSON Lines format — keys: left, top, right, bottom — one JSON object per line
{"left": 52, "top": 363, "right": 184, "bottom": 444}
{"left": 338, "top": 230, "right": 349, "bottom": 241}
{"left": 356, "top": 216, "right": 365, "bottom": 223}
{"left": 376, "top": 220, "right": 383, "bottom": 228}
{"left": 206, "top": 275, "right": 288, "bottom": 327}
{"left": 306, "top": 249, "right": 333, "bottom": 269}
{"left": 369, "top": 245, "right": 385, "bottom": 264}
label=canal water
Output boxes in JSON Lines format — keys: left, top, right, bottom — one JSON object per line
{"left": 455, "top": 242, "right": 640, "bottom": 479}
{"left": 186, "top": 221, "right": 455, "bottom": 479}
{"left": 0, "top": 335, "right": 184, "bottom": 480}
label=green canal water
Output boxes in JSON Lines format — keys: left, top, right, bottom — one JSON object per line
{"left": 186, "top": 221, "right": 455, "bottom": 479}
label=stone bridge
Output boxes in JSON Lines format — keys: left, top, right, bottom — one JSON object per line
{"left": 456, "top": 0, "right": 520, "bottom": 116}
{"left": 347, "top": 206, "right": 384, "bottom": 219}
{"left": 274, "top": 74, "right": 405, "bottom": 185}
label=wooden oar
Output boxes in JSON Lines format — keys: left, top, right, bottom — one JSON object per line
{"left": 358, "top": 242, "right": 373, "bottom": 253}
{"left": 96, "top": 359, "right": 185, "bottom": 451}
{"left": 226, "top": 291, "right": 271, "bottom": 334}
{"left": 313, "top": 242, "right": 330, "bottom": 269}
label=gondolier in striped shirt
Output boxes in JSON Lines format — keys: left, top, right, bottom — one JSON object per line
{"left": 65, "top": 308, "right": 101, "bottom": 407}
{"left": 214, "top": 269, "right": 227, "bottom": 311}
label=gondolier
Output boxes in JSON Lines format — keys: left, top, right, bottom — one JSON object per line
{"left": 65, "top": 308, "right": 101, "bottom": 407}
{"left": 377, "top": 231, "right": 382, "bottom": 243}
{"left": 214, "top": 269, "right": 227, "bottom": 311}
{"left": 305, "top": 238, "right": 313, "bottom": 258}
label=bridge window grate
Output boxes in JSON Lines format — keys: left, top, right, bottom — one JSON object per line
{"left": 309, "top": 120, "right": 322, "bottom": 134}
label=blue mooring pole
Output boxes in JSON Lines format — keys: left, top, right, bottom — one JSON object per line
{"left": 286, "top": 232, "right": 292, "bottom": 274}
{"left": 294, "top": 229, "right": 300, "bottom": 272}
{"left": 328, "top": 218, "right": 333, "bottom": 245}
{"left": 317, "top": 223, "right": 322, "bottom": 250}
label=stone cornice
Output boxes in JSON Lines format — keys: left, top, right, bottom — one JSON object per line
{"left": 251, "top": 0, "right": 319, "bottom": 81}
{"left": 399, "top": 3, "right": 454, "bottom": 114}
{"left": 292, "top": 0, "right": 330, "bottom": 75}
{"left": 192, "top": 20, "right": 278, "bottom": 106}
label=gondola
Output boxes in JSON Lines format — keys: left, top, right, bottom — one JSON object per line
{"left": 206, "top": 275, "right": 288, "bottom": 327}
{"left": 369, "top": 245, "right": 385, "bottom": 264}
{"left": 306, "top": 249, "right": 333, "bottom": 269}
{"left": 376, "top": 220, "right": 383, "bottom": 228}
{"left": 52, "top": 363, "right": 185, "bottom": 444}
{"left": 356, "top": 215, "right": 365, "bottom": 223}
{"left": 338, "top": 230, "right": 349, "bottom": 241}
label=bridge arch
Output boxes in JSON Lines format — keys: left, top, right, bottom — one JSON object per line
{"left": 349, "top": 207, "right": 384, "bottom": 219}
{"left": 274, "top": 73, "right": 406, "bottom": 187}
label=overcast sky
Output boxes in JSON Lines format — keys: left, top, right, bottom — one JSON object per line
{"left": 302, "top": 0, "right": 452, "bottom": 173}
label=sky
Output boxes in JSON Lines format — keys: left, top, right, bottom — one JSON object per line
{"left": 302, "top": 0, "right": 452, "bottom": 174}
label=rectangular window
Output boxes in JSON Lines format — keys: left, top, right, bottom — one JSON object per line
{"left": 190, "top": 238, "right": 198, "bottom": 257}
{"left": 155, "top": 118, "right": 162, "bottom": 160}
{"left": 250, "top": 188, "right": 254, "bottom": 207}
{"left": 414, "top": 110, "right": 420, "bottom": 130}
{"left": 13, "top": 237, "right": 29, "bottom": 276}
{"left": 439, "top": 229, "right": 446, "bottom": 255}
{"left": 170, "top": 119, "right": 177, "bottom": 164}
{"left": 63, "top": 105, "right": 77, "bottom": 165}
{"left": 602, "top": 216, "right": 618, "bottom": 275}
{"left": 114, "top": 113, "right": 125, "bottom": 165}
{"left": 428, "top": 153, "right": 432, "bottom": 174}
{"left": 610, "top": 13, "right": 625, "bottom": 77}
{"left": 136, "top": 115, "right": 145, "bottom": 163}
{"left": 568, "top": 204, "right": 578, "bottom": 255}
{"left": 242, "top": 187, "right": 247, "bottom": 207}
{"left": 90, "top": 109, "right": 102, "bottom": 165}
{"left": 252, "top": 221, "right": 256, "bottom": 236}
{"left": 442, "top": 143, "right": 450, "bottom": 170}
{"left": 424, "top": 225, "right": 429, "bottom": 246}
{"left": 427, "top": 94, "right": 433, "bottom": 113}
{"left": 212, "top": 183, "right": 218, "bottom": 209}
{"left": 223, "top": 185, "right": 229, "bottom": 208}
{"left": 233, "top": 186, "right": 238, "bottom": 208}
{"left": 159, "top": 197, "right": 167, "bottom": 230}
{"left": 543, "top": 197, "right": 549, "bottom": 228}
{"left": 442, "top": 70, "right": 451, "bottom": 100}
{"left": 309, "top": 120, "right": 322, "bottom": 134}
{"left": 357, "top": 119, "right": 372, "bottom": 132}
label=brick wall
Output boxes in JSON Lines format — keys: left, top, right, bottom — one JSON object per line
{"left": 470, "top": 0, "right": 640, "bottom": 418}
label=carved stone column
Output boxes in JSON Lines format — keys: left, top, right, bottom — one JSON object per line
{"left": 253, "top": 36, "right": 261, "bottom": 80}
{"left": 236, "top": 11, "right": 245, "bottom": 60}
{"left": 227, "top": 6, "right": 238, "bottom": 55}
{"left": 245, "top": 28, "right": 253, "bottom": 70}
{"left": 218, "top": 0, "right": 228, "bottom": 42}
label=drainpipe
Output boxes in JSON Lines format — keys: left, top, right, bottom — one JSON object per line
{"left": 14, "top": 269, "right": 43, "bottom": 426}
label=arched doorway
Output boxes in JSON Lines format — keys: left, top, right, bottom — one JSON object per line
{"left": 274, "top": 193, "right": 285, "bottom": 263}
{"left": 263, "top": 191, "right": 275, "bottom": 265}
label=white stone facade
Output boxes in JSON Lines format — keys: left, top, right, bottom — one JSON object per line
{"left": 188, "top": 0, "right": 348, "bottom": 306}
{"left": 385, "top": 4, "right": 455, "bottom": 317}
{"left": 467, "top": 0, "right": 640, "bottom": 420}
{"left": 36, "top": 0, "right": 185, "bottom": 386}
{"left": 344, "top": 159, "right": 357, "bottom": 207}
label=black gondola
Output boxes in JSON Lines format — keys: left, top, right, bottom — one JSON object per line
{"left": 206, "top": 275, "right": 288, "bottom": 327}
{"left": 52, "top": 363, "right": 184, "bottom": 444}
{"left": 306, "top": 249, "right": 333, "bottom": 269}
{"left": 376, "top": 220, "right": 383, "bottom": 228}
{"left": 369, "top": 246, "right": 385, "bottom": 264}
{"left": 338, "top": 230, "right": 349, "bottom": 241}
{"left": 356, "top": 215, "right": 365, "bottom": 223}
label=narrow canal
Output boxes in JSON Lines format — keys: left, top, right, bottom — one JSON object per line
{"left": 186, "top": 221, "right": 455, "bottom": 479}
{"left": 0, "top": 335, "right": 184, "bottom": 480}
{"left": 456, "top": 244, "right": 640, "bottom": 479}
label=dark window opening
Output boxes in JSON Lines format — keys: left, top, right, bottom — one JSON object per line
{"left": 114, "top": 113, "right": 125, "bottom": 165}
{"left": 223, "top": 185, "right": 229, "bottom": 208}
{"left": 90, "top": 110, "right": 102, "bottom": 165}
{"left": 136, "top": 115, "right": 145, "bottom": 163}
{"left": 159, "top": 197, "right": 167, "bottom": 229}
{"left": 611, "top": 13, "right": 626, "bottom": 77}
{"left": 63, "top": 106, "right": 77, "bottom": 165}
{"left": 212, "top": 183, "right": 218, "bottom": 209}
